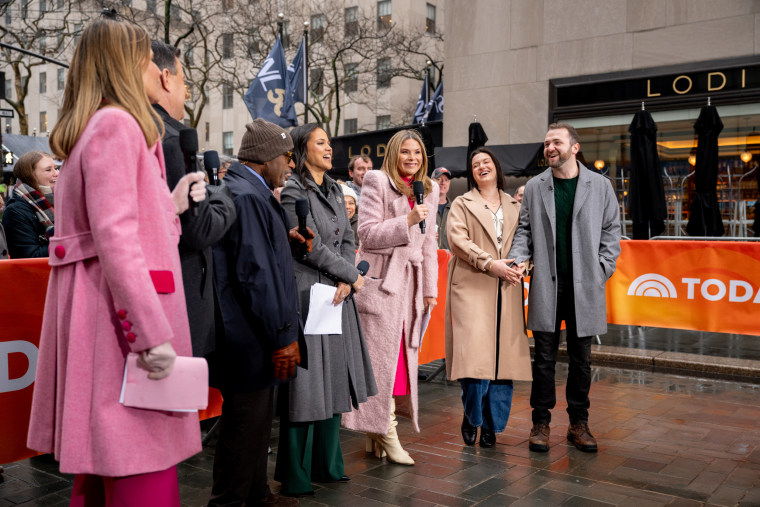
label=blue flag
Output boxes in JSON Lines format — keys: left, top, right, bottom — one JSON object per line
{"left": 424, "top": 81, "right": 443, "bottom": 122}
{"left": 243, "top": 37, "right": 297, "bottom": 127}
{"left": 412, "top": 73, "right": 429, "bottom": 124}
{"left": 287, "top": 38, "right": 306, "bottom": 106}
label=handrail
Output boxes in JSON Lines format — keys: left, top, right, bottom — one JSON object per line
{"left": 650, "top": 235, "right": 760, "bottom": 242}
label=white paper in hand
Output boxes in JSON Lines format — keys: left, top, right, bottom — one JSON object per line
{"left": 304, "top": 283, "right": 343, "bottom": 335}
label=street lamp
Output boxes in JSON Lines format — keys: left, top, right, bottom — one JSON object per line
{"left": 277, "top": 12, "right": 285, "bottom": 41}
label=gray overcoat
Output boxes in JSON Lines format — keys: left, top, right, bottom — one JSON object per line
{"left": 280, "top": 173, "right": 377, "bottom": 423}
{"left": 507, "top": 164, "right": 621, "bottom": 337}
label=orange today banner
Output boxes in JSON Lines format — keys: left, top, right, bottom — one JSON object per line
{"left": 607, "top": 240, "right": 760, "bottom": 335}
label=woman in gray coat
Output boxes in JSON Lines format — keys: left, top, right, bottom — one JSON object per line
{"left": 277, "top": 124, "right": 377, "bottom": 497}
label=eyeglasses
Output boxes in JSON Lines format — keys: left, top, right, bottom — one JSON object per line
{"left": 284, "top": 151, "right": 294, "bottom": 162}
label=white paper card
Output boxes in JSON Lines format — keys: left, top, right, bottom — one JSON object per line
{"left": 304, "top": 283, "right": 343, "bottom": 335}
{"left": 419, "top": 306, "right": 433, "bottom": 348}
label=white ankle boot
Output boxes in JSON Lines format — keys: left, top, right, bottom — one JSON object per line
{"left": 365, "top": 398, "right": 414, "bottom": 465}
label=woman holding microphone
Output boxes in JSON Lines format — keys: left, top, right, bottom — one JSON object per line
{"left": 26, "top": 17, "right": 206, "bottom": 506}
{"left": 444, "top": 147, "right": 531, "bottom": 448}
{"left": 277, "top": 124, "right": 377, "bottom": 496}
{"left": 342, "top": 130, "right": 438, "bottom": 465}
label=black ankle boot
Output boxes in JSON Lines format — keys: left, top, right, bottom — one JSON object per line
{"left": 461, "top": 416, "right": 477, "bottom": 446}
{"left": 479, "top": 427, "right": 496, "bottom": 448}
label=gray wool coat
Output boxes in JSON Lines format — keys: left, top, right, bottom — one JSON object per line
{"left": 507, "top": 164, "right": 621, "bottom": 337}
{"left": 280, "top": 173, "right": 377, "bottom": 423}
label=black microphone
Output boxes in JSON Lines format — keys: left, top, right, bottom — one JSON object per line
{"left": 203, "top": 150, "right": 220, "bottom": 186}
{"left": 295, "top": 198, "right": 309, "bottom": 238}
{"left": 179, "top": 128, "right": 199, "bottom": 216}
{"left": 413, "top": 180, "right": 425, "bottom": 234}
{"left": 347, "top": 260, "right": 370, "bottom": 300}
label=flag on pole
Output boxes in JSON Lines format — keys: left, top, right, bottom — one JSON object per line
{"left": 424, "top": 81, "right": 443, "bottom": 122}
{"left": 287, "top": 37, "right": 306, "bottom": 105}
{"left": 243, "top": 37, "right": 297, "bottom": 127}
{"left": 412, "top": 73, "right": 429, "bottom": 124}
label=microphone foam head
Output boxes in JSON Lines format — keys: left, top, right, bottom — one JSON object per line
{"left": 179, "top": 128, "right": 199, "bottom": 152}
{"left": 412, "top": 180, "right": 424, "bottom": 195}
{"left": 203, "top": 150, "right": 220, "bottom": 169}
{"left": 295, "top": 198, "right": 309, "bottom": 217}
{"left": 357, "top": 260, "right": 370, "bottom": 276}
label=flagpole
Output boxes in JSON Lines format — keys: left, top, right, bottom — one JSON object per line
{"left": 303, "top": 22, "right": 309, "bottom": 124}
{"left": 277, "top": 12, "right": 284, "bottom": 40}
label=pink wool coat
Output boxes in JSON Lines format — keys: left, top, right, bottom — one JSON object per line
{"left": 341, "top": 170, "right": 438, "bottom": 434}
{"left": 26, "top": 108, "right": 201, "bottom": 476}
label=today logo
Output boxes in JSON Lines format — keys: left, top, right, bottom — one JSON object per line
{"left": 627, "top": 274, "right": 760, "bottom": 303}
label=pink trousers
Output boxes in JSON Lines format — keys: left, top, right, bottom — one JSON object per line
{"left": 70, "top": 465, "right": 180, "bottom": 507}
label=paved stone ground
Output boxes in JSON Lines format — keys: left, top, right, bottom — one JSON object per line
{"left": 2, "top": 362, "right": 760, "bottom": 506}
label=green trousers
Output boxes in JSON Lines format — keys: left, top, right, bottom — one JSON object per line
{"left": 274, "top": 414, "right": 344, "bottom": 495}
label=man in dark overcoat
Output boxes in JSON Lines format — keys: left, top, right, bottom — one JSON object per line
{"left": 208, "top": 119, "right": 303, "bottom": 507}
{"left": 151, "top": 41, "right": 236, "bottom": 357}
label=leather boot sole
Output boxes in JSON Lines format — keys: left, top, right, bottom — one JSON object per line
{"left": 528, "top": 441, "right": 549, "bottom": 452}
{"left": 567, "top": 435, "right": 598, "bottom": 453}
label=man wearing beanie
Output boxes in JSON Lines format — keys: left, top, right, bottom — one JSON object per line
{"left": 209, "top": 118, "right": 305, "bottom": 507}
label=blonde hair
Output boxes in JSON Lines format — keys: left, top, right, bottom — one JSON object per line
{"left": 49, "top": 18, "right": 160, "bottom": 160}
{"left": 381, "top": 129, "right": 432, "bottom": 198}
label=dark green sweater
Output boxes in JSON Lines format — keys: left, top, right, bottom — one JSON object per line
{"left": 554, "top": 175, "right": 578, "bottom": 283}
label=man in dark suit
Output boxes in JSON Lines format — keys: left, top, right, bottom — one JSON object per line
{"left": 209, "top": 119, "right": 303, "bottom": 507}
{"left": 151, "top": 41, "right": 236, "bottom": 358}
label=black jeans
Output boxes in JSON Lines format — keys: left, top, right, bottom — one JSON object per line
{"left": 530, "top": 285, "right": 592, "bottom": 425}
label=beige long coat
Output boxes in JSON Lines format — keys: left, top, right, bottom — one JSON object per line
{"left": 444, "top": 189, "right": 532, "bottom": 382}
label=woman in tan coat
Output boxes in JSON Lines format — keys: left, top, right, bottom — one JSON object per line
{"left": 444, "top": 147, "right": 532, "bottom": 448}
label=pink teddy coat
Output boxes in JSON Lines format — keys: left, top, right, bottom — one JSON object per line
{"left": 341, "top": 170, "right": 438, "bottom": 434}
{"left": 26, "top": 108, "right": 201, "bottom": 476}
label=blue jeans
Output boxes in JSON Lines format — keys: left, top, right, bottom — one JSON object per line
{"left": 459, "top": 379, "right": 514, "bottom": 432}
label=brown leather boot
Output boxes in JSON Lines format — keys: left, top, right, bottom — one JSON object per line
{"left": 567, "top": 422, "right": 598, "bottom": 453}
{"left": 529, "top": 422, "right": 550, "bottom": 452}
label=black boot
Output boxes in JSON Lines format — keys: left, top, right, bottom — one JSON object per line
{"left": 461, "top": 415, "right": 477, "bottom": 446}
{"left": 479, "top": 426, "right": 496, "bottom": 448}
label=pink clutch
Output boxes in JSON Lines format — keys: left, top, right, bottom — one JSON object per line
{"left": 120, "top": 353, "right": 209, "bottom": 412}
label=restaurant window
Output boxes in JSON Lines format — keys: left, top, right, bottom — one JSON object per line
{"left": 377, "top": 0, "right": 391, "bottom": 31}
{"left": 223, "top": 131, "right": 234, "bottom": 156}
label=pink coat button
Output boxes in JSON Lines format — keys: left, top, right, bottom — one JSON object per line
{"left": 126, "top": 332, "right": 136, "bottom": 343}
{"left": 122, "top": 321, "right": 132, "bottom": 332}
{"left": 117, "top": 310, "right": 127, "bottom": 320}
{"left": 54, "top": 245, "right": 65, "bottom": 258}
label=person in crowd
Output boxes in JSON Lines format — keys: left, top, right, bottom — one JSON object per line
{"left": 342, "top": 129, "right": 438, "bottom": 465}
{"left": 275, "top": 124, "right": 377, "bottom": 497}
{"left": 26, "top": 17, "right": 207, "bottom": 506}
{"left": 151, "top": 40, "right": 236, "bottom": 358}
{"left": 432, "top": 166, "right": 452, "bottom": 249}
{"left": 346, "top": 154, "right": 372, "bottom": 202}
{"left": 341, "top": 183, "right": 359, "bottom": 249}
{"left": 444, "top": 148, "right": 532, "bottom": 448}
{"left": 1, "top": 151, "right": 58, "bottom": 258}
{"left": 0, "top": 222, "right": 8, "bottom": 259}
{"left": 514, "top": 184, "right": 525, "bottom": 203}
{"left": 218, "top": 155, "right": 232, "bottom": 179}
{"left": 209, "top": 119, "right": 303, "bottom": 507}
{"left": 507, "top": 123, "right": 621, "bottom": 453}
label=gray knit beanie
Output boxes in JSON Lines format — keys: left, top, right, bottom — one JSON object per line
{"left": 237, "top": 119, "right": 294, "bottom": 164}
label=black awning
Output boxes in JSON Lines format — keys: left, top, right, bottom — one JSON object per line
{"left": 2, "top": 134, "right": 52, "bottom": 173}
{"left": 434, "top": 143, "right": 544, "bottom": 178}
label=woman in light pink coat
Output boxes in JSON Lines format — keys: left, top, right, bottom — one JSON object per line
{"left": 342, "top": 130, "right": 438, "bottom": 465}
{"left": 26, "top": 18, "right": 206, "bottom": 507}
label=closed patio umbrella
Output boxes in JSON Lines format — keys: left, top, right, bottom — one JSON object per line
{"left": 686, "top": 105, "right": 724, "bottom": 237}
{"left": 628, "top": 109, "right": 667, "bottom": 239}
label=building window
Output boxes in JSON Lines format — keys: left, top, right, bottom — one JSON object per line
{"left": 21, "top": 75, "right": 28, "bottom": 90}
{"left": 222, "top": 0, "right": 234, "bottom": 10}
{"left": 223, "top": 131, "right": 234, "bottom": 156}
{"left": 205, "top": 122, "right": 210, "bottom": 143}
{"left": 56, "top": 0, "right": 63, "bottom": 8}
{"left": 310, "top": 68, "right": 324, "bottom": 96}
{"left": 39, "top": 71, "right": 46, "bottom": 94}
{"left": 222, "top": 33, "right": 234, "bottom": 59}
{"left": 146, "top": 0, "right": 156, "bottom": 13}
{"left": 170, "top": 3, "right": 180, "bottom": 20}
{"left": 5, "top": 6, "right": 11, "bottom": 25}
{"left": 247, "top": 32, "right": 260, "bottom": 57}
{"left": 74, "top": 23, "right": 82, "bottom": 44}
{"left": 39, "top": 36, "right": 46, "bottom": 54}
{"left": 282, "top": 20, "right": 291, "bottom": 47}
{"left": 376, "top": 115, "right": 391, "bottom": 130}
{"left": 344, "top": 63, "right": 358, "bottom": 93}
{"left": 377, "top": 0, "right": 391, "bottom": 30}
{"left": 39, "top": 0, "right": 46, "bottom": 13}
{"left": 21, "top": 0, "right": 28, "bottom": 18}
{"left": 344, "top": 118, "right": 357, "bottom": 134}
{"left": 426, "top": 3, "right": 436, "bottom": 33}
{"left": 39, "top": 111, "right": 47, "bottom": 133}
{"left": 57, "top": 68, "right": 64, "bottom": 90}
{"left": 121, "top": 0, "right": 132, "bottom": 7}
{"left": 5, "top": 79, "right": 11, "bottom": 99}
{"left": 310, "top": 14, "right": 325, "bottom": 43}
{"left": 344, "top": 6, "right": 358, "bottom": 37}
{"left": 377, "top": 57, "right": 391, "bottom": 88}
{"left": 222, "top": 84, "right": 233, "bottom": 109}
{"left": 184, "top": 45, "right": 194, "bottom": 66}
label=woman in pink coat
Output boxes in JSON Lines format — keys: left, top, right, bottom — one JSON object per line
{"left": 26, "top": 18, "right": 206, "bottom": 507}
{"left": 342, "top": 130, "right": 438, "bottom": 465}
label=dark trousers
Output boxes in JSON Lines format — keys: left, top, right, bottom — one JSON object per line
{"left": 209, "top": 387, "right": 274, "bottom": 506}
{"left": 530, "top": 286, "right": 592, "bottom": 425}
{"left": 274, "top": 414, "right": 344, "bottom": 495}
